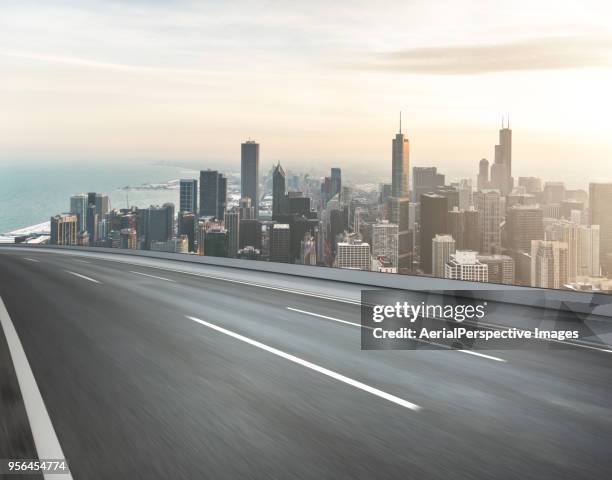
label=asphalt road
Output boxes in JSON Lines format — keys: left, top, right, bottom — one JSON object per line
{"left": 0, "top": 247, "right": 611, "bottom": 479}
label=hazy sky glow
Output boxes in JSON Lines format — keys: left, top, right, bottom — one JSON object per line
{"left": 1, "top": 0, "right": 612, "bottom": 185}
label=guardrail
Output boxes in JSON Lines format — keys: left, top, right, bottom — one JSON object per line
{"left": 2, "top": 244, "right": 612, "bottom": 318}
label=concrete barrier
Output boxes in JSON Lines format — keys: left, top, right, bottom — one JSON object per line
{"left": 3, "top": 244, "right": 612, "bottom": 318}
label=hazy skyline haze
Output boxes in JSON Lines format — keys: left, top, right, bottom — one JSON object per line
{"left": 1, "top": 0, "right": 612, "bottom": 185}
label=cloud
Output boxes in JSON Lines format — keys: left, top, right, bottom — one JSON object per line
{"left": 362, "top": 35, "right": 612, "bottom": 75}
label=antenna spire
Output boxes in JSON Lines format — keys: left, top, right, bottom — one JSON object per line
{"left": 399, "top": 111, "right": 402, "bottom": 134}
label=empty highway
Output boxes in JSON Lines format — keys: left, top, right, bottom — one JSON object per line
{"left": 1, "top": 247, "right": 611, "bottom": 479}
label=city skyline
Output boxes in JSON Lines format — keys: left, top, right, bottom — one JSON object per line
{"left": 1, "top": 1, "right": 612, "bottom": 186}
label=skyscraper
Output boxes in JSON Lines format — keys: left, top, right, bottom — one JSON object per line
{"left": 371, "top": 221, "right": 399, "bottom": 268}
{"left": 272, "top": 163, "right": 287, "bottom": 218}
{"left": 204, "top": 228, "right": 229, "bottom": 257}
{"left": 589, "top": 183, "right": 612, "bottom": 274}
{"left": 179, "top": 179, "right": 198, "bottom": 213}
{"left": 506, "top": 205, "right": 544, "bottom": 253}
{"left": 270, "top": 223, "right": 291, "bottom": 263}
{"left": 531, "top": 240, "right": 569, "bottom": 289}
{"left": 546, "top": 220, "right": 600, "bottom": 281}
{"left": 474, "top": 190, "right": 502, "bottom": 254}
{"left": 145, "top": 204, "right": 174, "bottom": 249}
{"left": 178, "top": 211, "right": 196, "bottom": 252}
{"left": 490, "top": 118, "right": 512, "bottom": 194}
{"left": 331, "top": 168, "right": 342, "bottom": 200}
{"left": 388, "top": 196, "right": 412, "bottom": 271}
{"left": 70, "top": 193, "right": 88, "bottom": 232}
{"left": 419, "top": 193, "right": 448, "bottom": 273}
{"left": 432, "top": 234, "right": 456, "bottom": 278}
{"left": 392, "top": 113, "right": 410, "bottom": 198}
{"left": 50, "top": 214, "right": 78, "bottom": 245}
{"left": 224, "top": 208, "right": 240, "bottom": 258}
{"left": 241, "top": 141, "right": 259, "bottom": 218}
{"left": 477, "top": 159, "right": 489, "bottom": 191}
{"left": 95, "top": 193, "right": 109, "bottom": 218}
{"left": 200, "top": 170, "right": 226, "bottom": 219}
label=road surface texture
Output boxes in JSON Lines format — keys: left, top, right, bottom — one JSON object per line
{"left": 0, "top": 247, "right": 611, "bottom": 479}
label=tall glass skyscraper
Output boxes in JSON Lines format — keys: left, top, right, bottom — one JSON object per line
{"left": 392, "top": 113, "right": 409, "bottom": 198}
{"left": 179, "top": 179, "right": 198, "bottom": 213}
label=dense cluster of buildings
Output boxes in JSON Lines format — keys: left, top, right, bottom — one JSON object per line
{"left": 48, "top": 117, "right": 612, "bottom": 293}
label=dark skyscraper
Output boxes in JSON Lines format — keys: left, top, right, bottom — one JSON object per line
{"left": 145, "top": 203, "right": 174, "bottom": 249}
{"left": 270, "top": 224, "right": 291, "bottom": 263}
{"left": 179, "top": 179, "right": 198, "bottom": 213}
{"left": 419, "top": 193, "right": 448, "bottom": 274}
{"left": 241, "top": 141, "right": 259, "bottom": 218}
{"left": 86, "top": 204, "right": 98, "bottom": 245}
{"left": 331, "top": 168, "right": 342, "bottom": 200}
{"left": 272, "top": 163, "right": 287, "bottom": 218}
{"left": 178, "top": 211, "right": 196, "bottom": 252}
{"left": 200, "top": 170, "right": 226, "bottom": 219}
{"left": 240, "top": 219, "right": 261, "bottom": 250}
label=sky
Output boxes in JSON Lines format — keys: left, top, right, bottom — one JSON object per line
{"left": 1, "top": 0, "right": 612, "bottom": 186}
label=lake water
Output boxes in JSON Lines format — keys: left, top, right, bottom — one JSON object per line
{"left": 0, "top": 162, "right": 201, "bottom": 234}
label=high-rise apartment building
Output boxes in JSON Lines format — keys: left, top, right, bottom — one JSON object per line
{"left": 336, "top": 239, "right": 371, "bottom": 271}
{"left": 224, "top": 208, "right": 240, "bottom": 258}
{"left": 179, "top": 179, "right": 198, "bottom": 213}
{"left": 371, "top": 221, "right": 399, "bottom": 268}
{"left": 444, "top": 251, "right": 488, "bottom": 282}
{"left": 50, "top": 214, "right": 78, "bottom": 245}
{"left": 432, "top": 234, "right": 456, "bottom": 278}
{"left": 241, "top": 141, "right": 259, "bottom": 218}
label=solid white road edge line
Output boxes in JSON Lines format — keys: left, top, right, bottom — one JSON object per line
{"left": 186, "top": 315, "right": 421, "bottom": 411}
{"left": 286, "top": 307, "right": 507, "bottom": 363}
{"left": 129, "top": 271, "right": 175, "bottom": 282}
{"left": 0, "top": 297, "right": 73, "bottom": 480}
{"left": 64, "top": 270, "right": 101, "bottom": 284}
